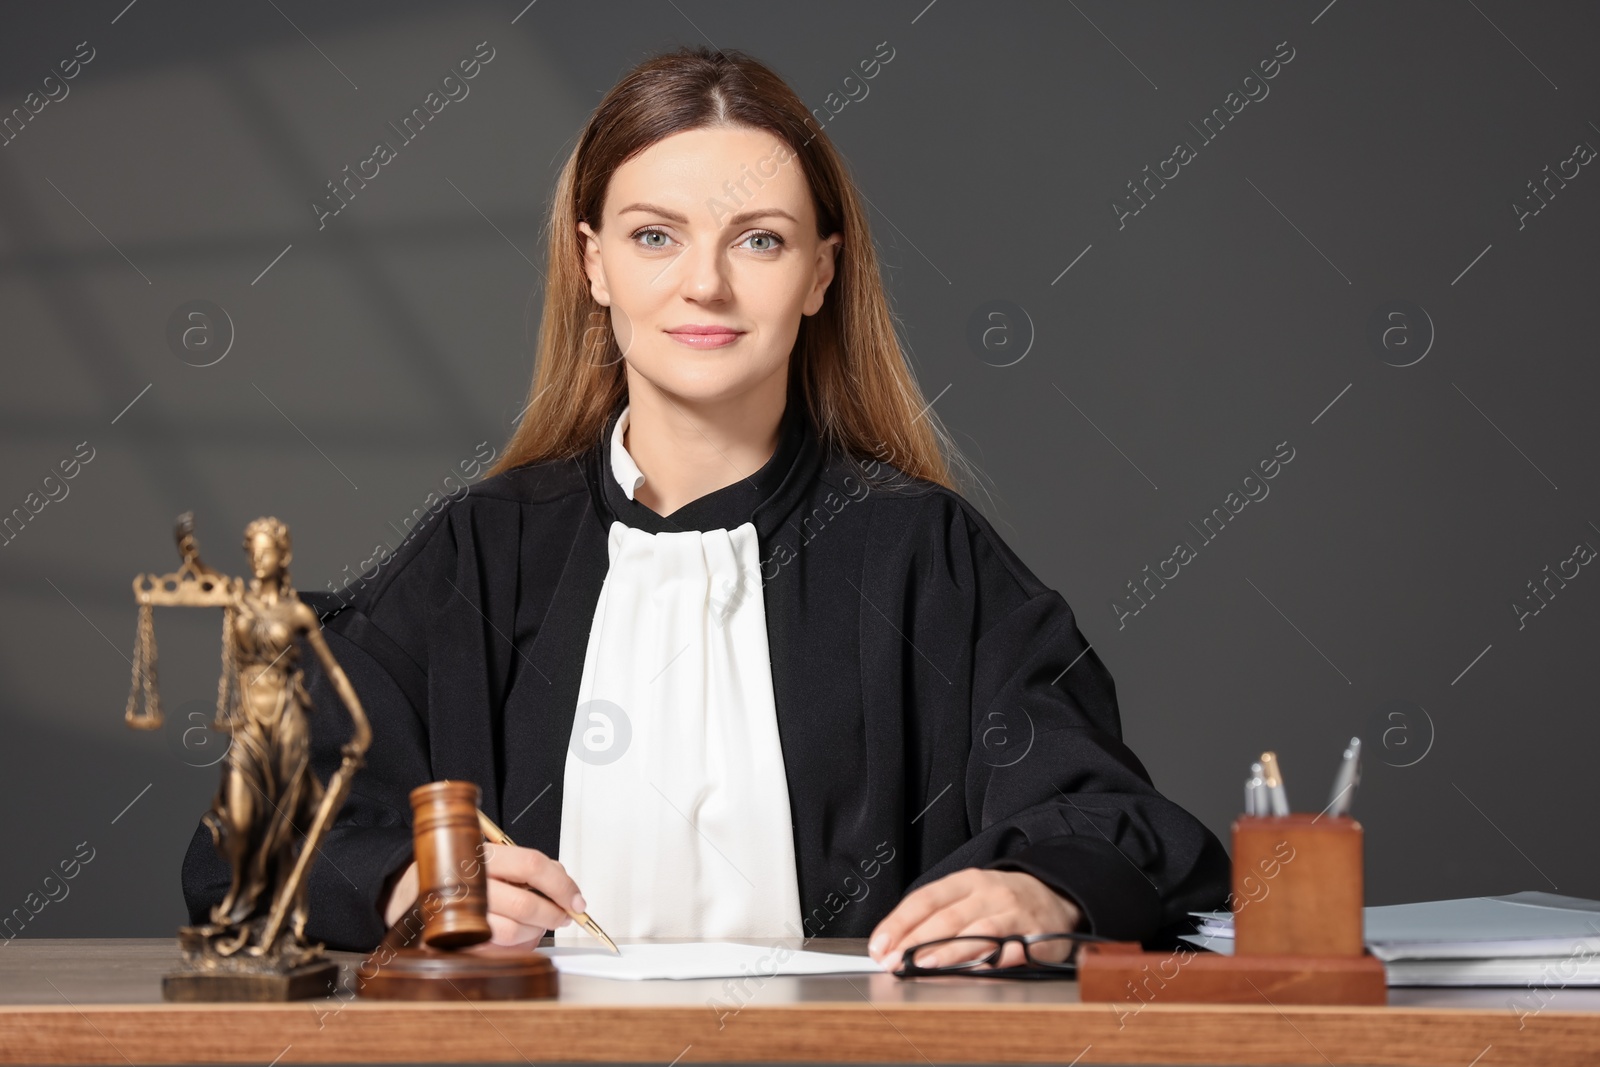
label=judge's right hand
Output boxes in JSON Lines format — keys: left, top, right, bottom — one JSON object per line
{"left": 380, "top": 844, "right": 588, "bottom": 947}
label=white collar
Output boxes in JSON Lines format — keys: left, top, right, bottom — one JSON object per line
{"left": 609, "top": 404, "right": 647, "bottom": 501}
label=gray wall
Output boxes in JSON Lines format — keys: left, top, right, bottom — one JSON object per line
{"left": 2, "top": 0, "right": 1596, "bottom": 941}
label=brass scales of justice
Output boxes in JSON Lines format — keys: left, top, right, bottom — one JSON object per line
{"left": 124, "top": 513, "right": 555, "bottom": 1001}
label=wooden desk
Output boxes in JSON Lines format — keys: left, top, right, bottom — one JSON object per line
{"left": 2, "top": 938, "right": 1598, "bottom": 1066}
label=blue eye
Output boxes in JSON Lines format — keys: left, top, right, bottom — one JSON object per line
{"left": 630, "top": 227, "right": 672, "bottom": 249}
{"left": 743, "top": 230, "right": 785, "bottom": 253}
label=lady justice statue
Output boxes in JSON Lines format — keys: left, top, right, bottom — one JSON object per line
{"left": 125, "top": 513, "right": 372, "bottom": 999}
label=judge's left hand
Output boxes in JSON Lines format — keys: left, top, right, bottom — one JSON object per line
{"left": 866, "top": 868, "right": 1083, "bottom": 970}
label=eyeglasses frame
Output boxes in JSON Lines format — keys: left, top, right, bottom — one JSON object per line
{"left": 894, "top": 930, "right": 1115, "bottom": 978}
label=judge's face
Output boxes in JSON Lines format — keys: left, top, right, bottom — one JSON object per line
{"left": 577, "top": 126, "right": 841, "bottom": 408}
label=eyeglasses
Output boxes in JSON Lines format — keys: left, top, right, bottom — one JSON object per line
{"left": 895, "top": 931, "right": 1113, "bottom": 978}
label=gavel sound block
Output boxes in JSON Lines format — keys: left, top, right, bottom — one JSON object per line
{"left": 355, "top": 781, "right": 558, "bottom": 1000}
{"left": 1078, "top": 814, "right": 1387, "bottom": 1005}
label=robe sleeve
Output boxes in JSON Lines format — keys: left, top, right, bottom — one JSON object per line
{"left": 911, "top": 496, "right": 1231, "bottom": 943}
{"left": 179, "top": 505, "right": 457, "bottom": 952}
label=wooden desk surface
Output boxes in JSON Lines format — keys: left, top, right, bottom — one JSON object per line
{"left": 2, "top": 938, "right": 1598, "bottom": 1066}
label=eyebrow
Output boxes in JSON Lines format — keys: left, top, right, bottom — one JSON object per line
{"left": 616, "top": 202, "right": 800, "bottom": 228}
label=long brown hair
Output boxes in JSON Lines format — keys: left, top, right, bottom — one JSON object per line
{"left": 488, "top": 45, "right": 969, "bottom": 492}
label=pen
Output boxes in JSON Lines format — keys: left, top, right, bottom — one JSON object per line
{"left": 1259, "top": 751, "right": 1290, "bottom": 815}
{"left": 1323, "top": 736, "right": 1362, "bottom": 819}
{"left": 476, "top": 808, "right": 621, "bottom": 955}
{"left": 1247, "top": 761, "right": 1268, "bottom": 817}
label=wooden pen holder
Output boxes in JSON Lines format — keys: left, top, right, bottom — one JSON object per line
{"left": 1232, "top": 813, "right": 1363, "bottom": 956}
{"left": 355, "top": 781, "right": 558, "bottom": 1000}
{"left": 1078, "top": 813, "right": 1387, "bottom": 1005}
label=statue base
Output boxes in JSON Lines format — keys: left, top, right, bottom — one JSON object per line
{"left": 162, "top": 922, "right": 339, "bottom": 1002}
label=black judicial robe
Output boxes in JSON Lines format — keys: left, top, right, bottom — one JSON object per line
{"left": 182, "top": 393, "right": 1230, "bottom": 951}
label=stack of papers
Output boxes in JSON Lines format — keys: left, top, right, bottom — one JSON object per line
{"left": 1184, "top": 891, "right": 1600, "bottom": 986}
{"left": 544, "top": 942, "right": 885, "bottom": 981}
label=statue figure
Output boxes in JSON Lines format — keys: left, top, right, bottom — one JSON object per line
{"left": 126, "top": 512, "right": 371, "bottom": 993}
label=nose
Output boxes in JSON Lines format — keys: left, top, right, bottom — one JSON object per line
{"left": 673, "top": 235, "right": 733, "bottom": 304}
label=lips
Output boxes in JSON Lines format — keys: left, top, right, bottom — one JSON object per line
{"left": 665, "top": 325, "right": 744, "bottom": 337}
{"left": 664, "top": 324, "right": 746, "bottom": 349}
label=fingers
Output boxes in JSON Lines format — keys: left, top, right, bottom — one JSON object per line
{"left": 915, "top": 936, "right": 1031, "bottom": 970}
{"left": 904, "top": 906, "right": 1038, "bottom": 969}
{"left": 486, "top": 909, "right": 546, "bottom": 948}
{"left": 1028, "top": 935, "right": 1078, "bottom": 965}
{"left": 481, "top": 842, "right": 587, "bottom": 913}
{"left": 867, "top": 869, "right": 1084, "bottom": 969}
{"left": 895, "top": 894, "right": 1004, "bottom": 959}
{"left": 381, "top": 861, "right": 420, "bottom": 929}
{"left": 487, "top": 873, "right": 572, "bottom": 932}
{"left": 867, "top": 869, "right": 983, "bottom": 965}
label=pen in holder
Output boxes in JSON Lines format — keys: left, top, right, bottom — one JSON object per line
{"left": 355, "top": 780, "right": 558, "bottom": 1000}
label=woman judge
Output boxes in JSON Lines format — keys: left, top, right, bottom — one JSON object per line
{"left": 183, "top": 45, "right": 1228, "bottom": 971}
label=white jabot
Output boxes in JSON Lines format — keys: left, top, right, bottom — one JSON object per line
{"left": 555, "top": 405, "right": 804, "bottom": 940}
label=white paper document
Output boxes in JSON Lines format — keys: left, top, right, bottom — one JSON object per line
{"left": 544, "top": 942, "right": 885, "bottom": 981}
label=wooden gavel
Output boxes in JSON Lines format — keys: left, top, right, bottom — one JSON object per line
{"left": 355, "top": 780, "right": 557, "bottom": 999}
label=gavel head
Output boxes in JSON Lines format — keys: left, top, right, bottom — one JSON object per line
{"left": 408, "top": 780, "right": 493, "bottom": 949}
